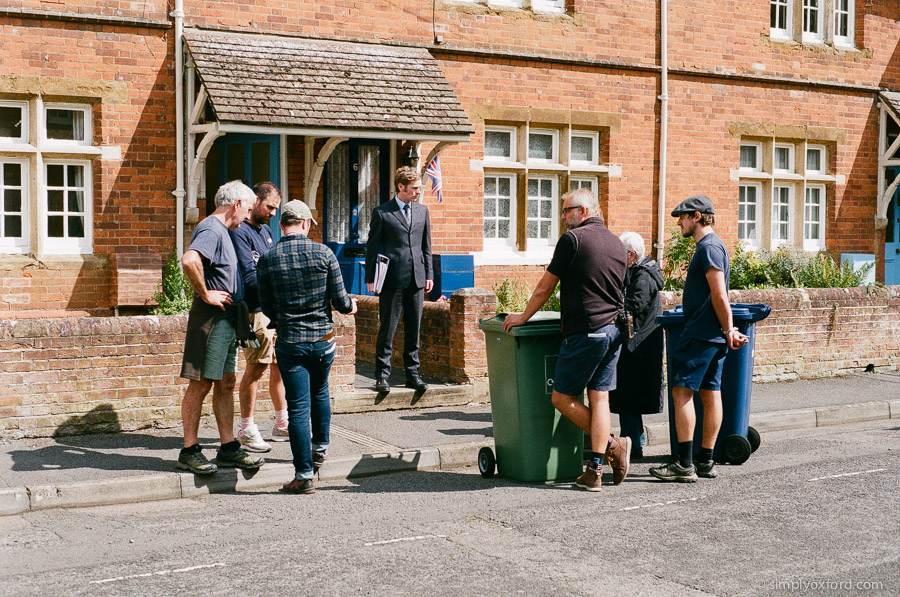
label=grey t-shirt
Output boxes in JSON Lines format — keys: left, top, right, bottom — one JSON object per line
{"left": 187, "top": 216, "right": 243, "bottom": 302}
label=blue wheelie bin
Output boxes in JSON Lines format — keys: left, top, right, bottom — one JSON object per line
{"left": 658, "top": 303, "right": 771, "bottom": 464}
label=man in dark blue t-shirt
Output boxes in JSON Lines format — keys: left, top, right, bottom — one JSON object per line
{"left": 230, "top": 182, "right": 287, "bottom": 454}
{"left": 650, "top": 195, "right": 748, "bottom": 483}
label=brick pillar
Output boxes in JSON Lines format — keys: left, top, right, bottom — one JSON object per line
{"left": 449, "top": 287, "right": 497, "bottom": 384}
{"left": 331, "top": 311, "right": 356, "bottom": 395}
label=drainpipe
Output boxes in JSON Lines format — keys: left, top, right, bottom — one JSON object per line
{"left": 172, "top": 0, "right": 185, "bottom": 259}
{"left": 656, "top": 0, "right": 669, "bottom": 262}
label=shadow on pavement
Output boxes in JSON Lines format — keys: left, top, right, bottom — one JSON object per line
{"left": 331, "top": 469, "right": 575, "bottom": 494}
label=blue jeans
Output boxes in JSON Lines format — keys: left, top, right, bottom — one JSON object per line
{"left": 619, "top": 414, "right": 646, "bottom": 448}
{"left": 275, "top": 338, "right": 336, "bottom": 480}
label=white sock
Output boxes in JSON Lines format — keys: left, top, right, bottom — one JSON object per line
{"left": 240, "top": 417, "right": 255, "bottom": 431}
{"left": 275, "top": 410, "right": 288, "bottom": 428}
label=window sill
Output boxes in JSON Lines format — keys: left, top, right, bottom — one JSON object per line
{"left": 472, "top": 245, "right": 554, "bottom": 266}
{"left": 0, "top": 143, "right": 38, "bottom": 154}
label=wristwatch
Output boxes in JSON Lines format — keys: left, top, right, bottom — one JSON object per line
{"left": 722, "top": 326, "right": 738, "bottom": 336}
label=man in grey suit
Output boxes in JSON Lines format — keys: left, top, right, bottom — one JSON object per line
{"left": 365, "top": 166, "right": 434, "bottom": 393}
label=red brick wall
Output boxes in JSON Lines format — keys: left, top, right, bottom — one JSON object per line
{"left": 4, "top": 0, "right": 900, "bottom": 313}
{"left": 0, "top": 10, "right": 175, "bottom": 314}
{"left": 1, "top": 286, "right": 897, "bottom": 438}
{"left": 660, "top": 287, "right": 900, "bottom": 380}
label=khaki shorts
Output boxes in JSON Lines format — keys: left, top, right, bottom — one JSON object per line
{"left": 243, "top": 311, "right": 276, "bottom": 364}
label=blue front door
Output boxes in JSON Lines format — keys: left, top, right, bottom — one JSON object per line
{"left": 217, "top": 134, "right": 282, "bottom": 241}
{"left": 886, "top": 167, "right": 900, "bottom": 285}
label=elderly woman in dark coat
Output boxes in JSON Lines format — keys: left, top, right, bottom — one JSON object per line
{"left": 609, "top": 232, "right": 664, "bottom": 459}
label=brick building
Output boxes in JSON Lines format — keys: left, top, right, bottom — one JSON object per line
{"left": 2, "top": 1, "right": 900, "bottom": 316}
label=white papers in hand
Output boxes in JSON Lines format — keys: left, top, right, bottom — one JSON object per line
{"left": 374, "top": 254, "right": 390, "bottom": 294}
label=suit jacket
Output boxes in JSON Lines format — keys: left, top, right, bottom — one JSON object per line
{"left": 365, "top": 199, "right": 433, "bottom": 290}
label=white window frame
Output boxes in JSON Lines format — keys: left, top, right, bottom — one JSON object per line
{"left": 0, "top": 100, "right": 29, "bottom": 145}
{"left": 738, "top": 183, "right": 761, "bottom": 249}
{"left": 42, "top": 159, "right": 93, "bottom": 254}
{"left": 806, "top": 144, "right": 826, "bottom": 175}
{"left": 484, "top": 125, "right": 517, "bottom": 164}
{"left": 833, "top": 0, "right": 854, "bottom": 46}
{"left": 568, "top": 176, "right": 598, "bottom": 197}
{"left": 482, "top": 173, "right": 517, "bottom": 250}
{"left": 802, "top": 0, "right": 824, "bottom": 43}
{"left": 804, "top": 184, "right": 826, "bottom": 250}
{"left": 42, "top": 103, "right": 92, "bottom": 148}
{"left": 569, "top": 131, "right": 599, "bottom": 166}
{"left": 772, "top": 185, "right": 794, "bottom": 247}
{"left": 0, "top": 158, "right": 29, "bottom": 253}
{"left": 526, "top": 175, "right": 558, "bottom": 248}
{"left": 774, "top": 143, "right": 795, "bottom": 174}
{"left": 528, "top": 0, "right": 565, "bottom": 13}
{"left": 770, "top": 0, "right": 792, "bottom": 39}
{"left": 527, "top": 128, "right": 559, "bottom": 165}
{"left": 740, "top": 142, "right": 763, "bottom": 173}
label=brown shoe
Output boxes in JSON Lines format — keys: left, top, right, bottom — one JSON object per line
{"left": 606, "top": 436, "right": 632, "bottom": 485}
{"left": 575, "top": 466, "right": 602, "bottom": 492}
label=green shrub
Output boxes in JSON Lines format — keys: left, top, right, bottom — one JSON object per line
{"left": 794, "top": 252, "right": 874, "bottom": 288}
{"left": 152, "top": 251, "right": 194, "bottom": 315}
{"left": 493, "top": 278, "right": 561, "bottom": 313}
{"left": 661, "top": 224, "right": 695, "bottom": 290}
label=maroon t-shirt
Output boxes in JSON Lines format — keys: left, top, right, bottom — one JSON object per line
{"left": 547, "top": 217, "right": 627, "bottom": 337}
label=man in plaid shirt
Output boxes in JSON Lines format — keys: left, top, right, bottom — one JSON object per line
{"left": 257, "top": 200, "right": 357, "bottom": 494}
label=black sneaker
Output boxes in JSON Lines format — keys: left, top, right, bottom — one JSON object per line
{"left": 213, "top": 446, "right": 264, "bottom": 470}
{"left": 696, "top": 460, "right": 719, "bottom": 478}
{"left": 649, "top": 461, "right": 698, "bottom": 483}
{"left": 176, "top": 450, "right": 217, "bottom": 475}
{"left": 282, "top": 478, "right": 315, "bottom": 494}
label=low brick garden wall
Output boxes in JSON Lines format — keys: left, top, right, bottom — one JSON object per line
{"left": 661, "top": 287, "right": 900, "bottom": 380}
{"left": 0, "top": 288, "right": 497, "bottom": 438}
{"left": 0, "top": 286, "right": 897, "bottom": 438}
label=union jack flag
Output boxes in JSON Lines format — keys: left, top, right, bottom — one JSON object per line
{"left": 426, "top": 157, "right": 443, "bottom": 203}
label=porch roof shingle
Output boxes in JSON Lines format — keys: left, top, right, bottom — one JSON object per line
{"left": 184, "top": 30, "right": 474, "bottom": 137}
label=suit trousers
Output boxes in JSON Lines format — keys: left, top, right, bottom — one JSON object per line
{"left": 375, "top": 284, "right": 424, "bottom": 377}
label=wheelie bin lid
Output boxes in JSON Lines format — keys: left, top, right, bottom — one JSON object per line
{"left": 479, "top": 311, "right": 562, "bottom": 336}
{"left": 657, "top": 303, "right": 771, "bottom": 326}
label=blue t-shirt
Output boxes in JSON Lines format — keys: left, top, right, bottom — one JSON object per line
{"left": 187, "top": 216, "right": 243, "bottom": 303}
{"left": 230, "top": 221, "right": 275, "bottom": 313}
{"left": 682, "top": 232, "right": 729, "bottom": 343}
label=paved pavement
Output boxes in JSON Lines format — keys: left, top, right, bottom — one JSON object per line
{"left": 1, "top": 371, "right": 898, "bottom": 515}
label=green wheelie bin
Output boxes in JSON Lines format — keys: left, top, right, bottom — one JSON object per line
{"left": 477, "top": 312, "right": 584, "bottom": 483}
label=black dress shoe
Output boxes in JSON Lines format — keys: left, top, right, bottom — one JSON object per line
{"left": 405, "top": 376, "right": 428, "bottom": 391}
{"left": 374, "top": 376, "right": 390, "bottom": 393}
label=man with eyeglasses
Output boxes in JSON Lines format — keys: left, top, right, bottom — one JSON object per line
{"left": 503, "top": 188, "right": 630, "bottom": 492}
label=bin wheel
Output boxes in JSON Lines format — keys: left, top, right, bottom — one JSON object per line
{"left": 478, "top": 447, "right": 496, "bottom": 478}
{"left": 747, "top": 426, "right": 761, "bottom": 453}
{"left": 723, "top": 434, "right": 752, "bottom": 465}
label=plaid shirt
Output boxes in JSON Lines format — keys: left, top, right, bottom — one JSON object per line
{"left": 257, "top": 234, "right": 353, "bottom": 344}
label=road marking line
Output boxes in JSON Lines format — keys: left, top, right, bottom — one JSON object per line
{"left": 365, "top": 534, "right": 447, "bottom": 546}
{"left": 620, "top": 497, "right": 700, "bottom": 511}
{"left": 808, "top": 468, "right": 886, "bottom": 482}
{"left": 89, "top": 562, "right": 225, "bottom": 584}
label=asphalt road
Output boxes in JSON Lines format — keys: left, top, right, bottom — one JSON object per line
{"left": 1, "top": 420, "right": 898, "bottom": 596}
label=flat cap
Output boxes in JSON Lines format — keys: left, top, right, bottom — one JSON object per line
{"left": 671, "top": 195, "right": 715, "bottom": 217}
{"left": 281, "top": 200, "right": 317, "bottom": 225}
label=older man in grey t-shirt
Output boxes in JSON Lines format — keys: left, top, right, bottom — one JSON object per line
{"left": 176, "top": 180, "right": 264, "bottom": 476}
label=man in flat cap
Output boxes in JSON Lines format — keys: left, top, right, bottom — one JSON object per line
{"left": 650, "top": 195, "right": 748, "bottom": 483}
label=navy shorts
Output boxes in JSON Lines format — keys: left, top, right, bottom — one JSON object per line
{"left": 552, "top": 322, "right": 622, "bottom": 396}
{"left": 670, "top": 337, "right": 727, "bottom": 392}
